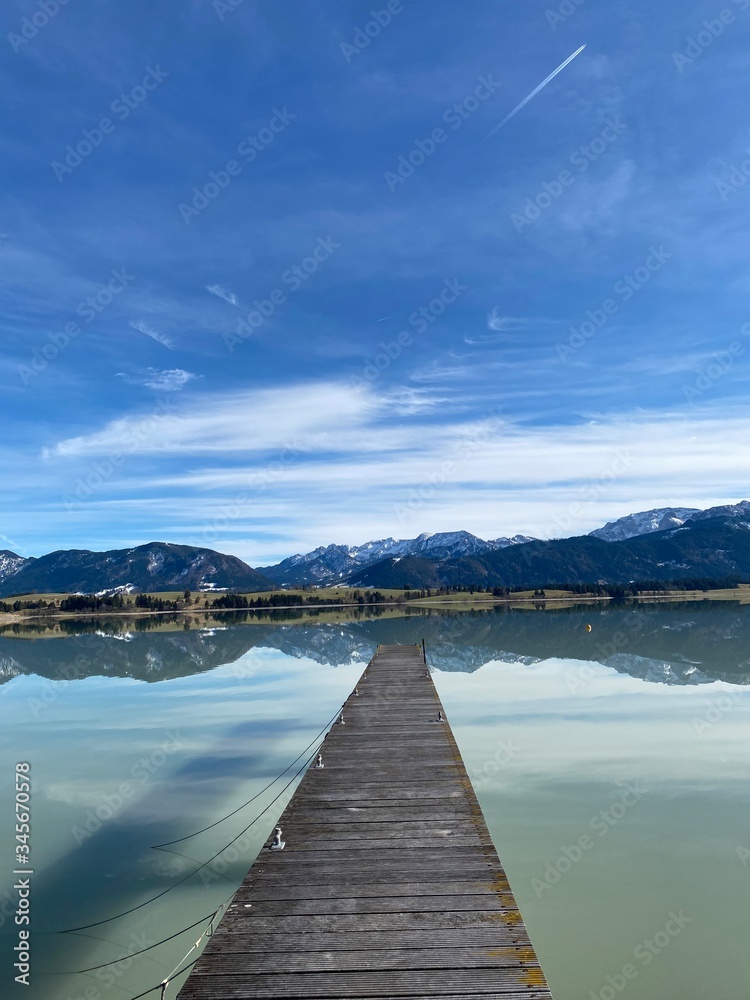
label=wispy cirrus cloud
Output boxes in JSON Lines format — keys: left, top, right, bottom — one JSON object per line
{"left": 469, "top": 313, "right": 561, "bottom": 345}
{"left": 45, "top": 382, "right": 381, "bottom": 459}
{"left": 206, "top": 284, "right": 238, "bottom": 306}
{"left": 131, "top": 320, "right": 174, "bottom": 349}
{"left": 486, "top": 311, "right": 547, "bottom": 333}
{"left": 116, "top": 368, "right": 200, "bottom": 391}
{"left": 383, "top": 386, "right": 450, "bottom": 415}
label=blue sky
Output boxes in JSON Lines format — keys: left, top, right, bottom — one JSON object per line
{"left": 2, "top": 0, "right": 750, "bottom": 565}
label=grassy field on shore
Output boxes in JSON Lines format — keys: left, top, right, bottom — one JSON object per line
{"left": 2, "top": 584, "right": 750, "bottom": 630}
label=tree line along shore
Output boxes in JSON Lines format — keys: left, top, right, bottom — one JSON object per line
{"left": 1, "top": 578, "right": 749, "bottom": 626}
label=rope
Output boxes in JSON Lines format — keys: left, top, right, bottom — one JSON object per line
{"left": 61, "top": 738, "right": 326, "bottom": 934}
{"left": 147, "top": 904, "right": 225, "bottom": 999}
{"left": 54, "top": 674, "right": 368, "bottom": 993}
{"left": 124, "top": 953, "right": 204, "bottom": 1000}
{"left": 152, "top": 703, "right": 344, "bottom": 848}
{"left": 68, "top": 910, "right": 220, "bottom": 974}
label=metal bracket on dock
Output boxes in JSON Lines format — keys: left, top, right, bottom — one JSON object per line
{"left": 314, "top": 753, "right": 324, "bottom": 769}
{"left": 269, "top": 825, "right": 285, "bottom": 851}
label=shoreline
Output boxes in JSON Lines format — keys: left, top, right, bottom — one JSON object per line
{"left": 2, "top": 586, "right": 749, "bottom": 630}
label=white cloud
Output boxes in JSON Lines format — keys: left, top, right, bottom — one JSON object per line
{"left": 131, "top": 320, "right": 174, "bottom": 349}
{"left": 116, "top": 369, "right": 199, "bottom": 391}
{"left": 46, "top": 382, "right": 383, "bottom": 459}
{"left": 206, "top": 284, "right": 238, "bottom": 306}
{"left": 485, "top": 311, "right": 554, "bottom": 333}
{"left": 487, "top": 309, "right": 514, "bottom": 332}
{"left": 382, "top": 386, "right": 449, "bottom": 415}
{"left": 24, "top": 364, "right": 750, "bottom": 562}
{"left": 37, "top": 377, "right": 750, "bottom": 560}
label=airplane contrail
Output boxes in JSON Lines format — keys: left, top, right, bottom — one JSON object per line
{"left": 488, "top": 44, "right": 586, "bottom": 136}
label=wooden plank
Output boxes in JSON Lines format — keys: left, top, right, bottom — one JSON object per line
{"left": 179, "top": 969, "right": 549, "bottom": 998}
{"left": 221, "top": 894, "right": 520, "bottom": 917}
{"left": 224, "top": 910, "right": 527, "bottom": 934}
{"left": 177, "top": 643, "right": 553, "bottom": 999}
{"left": 276, "top": 820, "right": 475, "bottom": 836}
{"left": 237, "top": 879, "right": 512, "bottom": 900}
{"left": 277, "top": 836, "right": 483, "bottom": 850}
{"left": 245, "top": 869, "right": 504, "bottom": 887}
{"left": 211, "top": 927, "right": 528, "bottom": 950}
{"left": 186, "top": 946, "right": 540, "bottom": 972}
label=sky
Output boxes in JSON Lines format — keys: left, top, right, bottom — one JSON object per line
{"left": 3, "top": 0, "right": 750, "bottom": 566}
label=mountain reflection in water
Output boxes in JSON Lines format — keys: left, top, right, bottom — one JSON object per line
{"left": 2, "top": 600, "right": 749, "bottom": 686}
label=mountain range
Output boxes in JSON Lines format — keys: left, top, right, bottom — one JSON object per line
{"left": 348, "top": 502, "right": 750, "bottom": 589}
{"left": 1, "top": 502, "right": 749, "bottom": 596}
{"left": 261, "top": 531, "right": 537, "bottom": 586}
{"left": 0, "top": 542, "right": 271, "bottom": 598}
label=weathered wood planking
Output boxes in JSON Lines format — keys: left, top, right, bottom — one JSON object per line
{"left": 178, "top": 643, "right": 553, "bottom": 999}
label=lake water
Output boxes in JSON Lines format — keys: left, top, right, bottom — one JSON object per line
{"left": 0, "top": 601, "right": 748, "bottom": 999}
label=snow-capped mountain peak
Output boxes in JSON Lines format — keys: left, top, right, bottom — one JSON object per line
{"left": 686, "top": 499, "right": 750, "bottom": 524}
{"left": 588, "top": 508, "right": 700, "bottom": 543}
{"left": 491, "top": 534, "right": 538, "bottom": 548}
{"left": 261, "top": 530, "right": 538, "bottom": 585}
{"left": 0, "top": 550, "right": 31, "bottom": 585}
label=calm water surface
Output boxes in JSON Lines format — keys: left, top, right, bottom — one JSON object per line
{"left": 0, "top": 602, "right": 748, "bottom": 999}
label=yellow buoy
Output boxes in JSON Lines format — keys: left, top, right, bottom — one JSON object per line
{"left": 585, "top": 624, "right": 592, "bottom": 633}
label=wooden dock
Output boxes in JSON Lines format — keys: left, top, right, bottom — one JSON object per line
{"left": 178, "top": 643, "right": 553, "bottom": 999}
